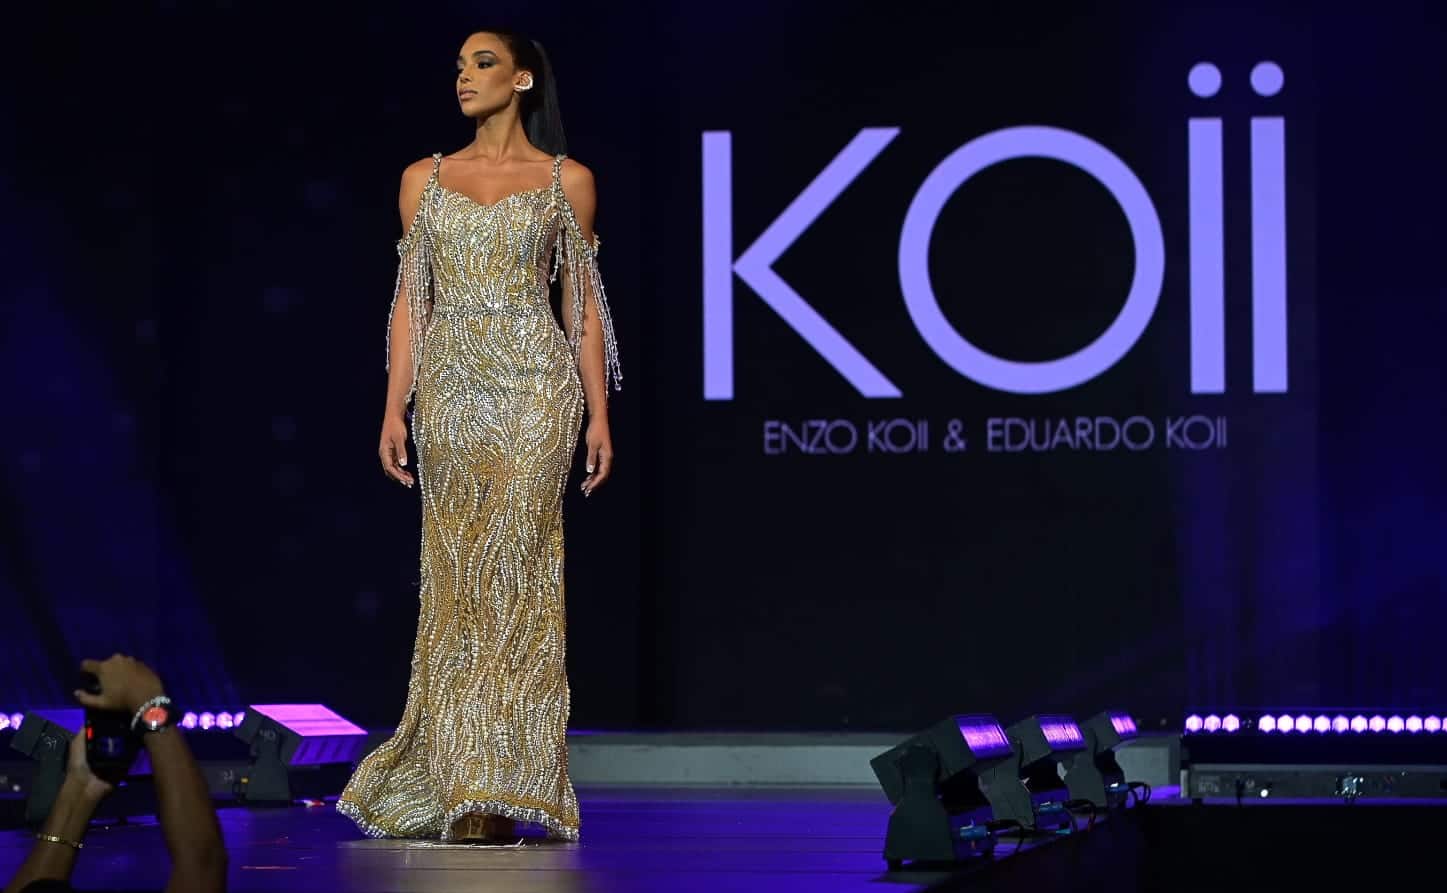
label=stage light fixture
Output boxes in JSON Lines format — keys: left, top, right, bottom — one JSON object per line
{"left": 1059, "top": 711, "right": 1138, "bottom": 808}
{"left": 869, "top": 714, "right": 1017, "bottom": 868}
{"left": 233, "top": 704, "right": 368, "bottom": 803}
{"left": 985, "top": 714, "right": 1088, "bottom": 831}
{"left": 1183, "top": 707, "right": 1447, "bottom": 801}
{"left": 9, "top": 709, "right": 81, "bottom": 824}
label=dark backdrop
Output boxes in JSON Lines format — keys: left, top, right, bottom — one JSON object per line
{"left": 1, "top": 1, "right": 1443, "bottom": 734}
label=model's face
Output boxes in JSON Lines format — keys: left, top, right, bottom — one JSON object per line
{"left": 455, "top": 32, "right": 531, "bottom": 118}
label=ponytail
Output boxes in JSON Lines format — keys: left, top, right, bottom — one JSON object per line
{"left": 472, "top": 29, "right": 568, "bottom": 156}
{"left": 524, "top": 39, "right": 567, "bottom": 156}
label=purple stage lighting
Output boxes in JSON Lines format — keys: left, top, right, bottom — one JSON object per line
{"left": 1185, "top": 714, "right": 1203, "bottom": 733}
{"left": 956, "top": 716, "right": 1012, "bottom": 759}
{"left": 8, "top": 713, "right": 21, "bottom": 730}
{"left": 1278, "top": 714, "right": 1295, "bottom": 732}
{"left": 238, "top": 704, "right": 368, "bottom": 766}
{"left": 1313, "top": 716, "right": 1330, "bottom": 733}
{"left": 1351, "top": 715, "right": 1368, "bottom": 733}
{"left": 1332, "top": 715, "right": 1349, "bottom": 733}
{"left": 1259, "top": 715, "right": 1277, "bottom": 733}
{"left": 1294, "top": 715, "right": 1311, "bottom": 733}
{"left": 1387, "top": 716, "right": 1404, "bottom": 733}
{"left": 1038, "top": 716, "right": 1085, "bottom": 748}
{"left": 1405, "top": 716, "right": 1423, "bottom": 733}
{"left": 0, "top": 715, "right": 10, "bottom": 732}
{"left": 1222, "top": 714, "right": 1240, "bottom": 733}
{"left": 1203, "top": 714, "right": 1221, "bottom": 732}
{"left": 217, "top": 712, "right": 235, "bottom": 730}
{"left": 199, "top": 712, "right": 215, "bottom": 730}
{"left": 1426, "top": 717, "right": 1443, "bottom": 733}
{"left": 1369, "top": 716, "right": 1386, "bottom": 732}
{"left": 181, "top": 712, "right": 198, "bottom": 730}
{"left": 1109, "top": 712, "right": 1138, "bottom": 737}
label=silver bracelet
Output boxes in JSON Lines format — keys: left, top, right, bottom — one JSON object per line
{"left": 130, "top": 695, "right": 172, "bottom": 733}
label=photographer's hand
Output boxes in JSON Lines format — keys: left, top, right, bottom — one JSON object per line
{"left": 72, "top": 653, "right": 164, "bottom": 714}
{"left": 71, "top": 654, "right": 227, "bottom": 893}
{"left": 2, "top": 735, "right": 109, "bottom": 893}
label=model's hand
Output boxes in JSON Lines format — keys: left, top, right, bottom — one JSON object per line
{"left": 582, "top": 418, "right": 613, "bottom": 497}
{"left": 73, "top": 654, "right": 165, "bottom": 715}
{"left": 380, "top": 415, "right": 414, "bottom": 488}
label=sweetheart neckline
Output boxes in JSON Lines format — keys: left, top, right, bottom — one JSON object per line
{"left": 435, "top": 182, "right": 553, "bottom": 211}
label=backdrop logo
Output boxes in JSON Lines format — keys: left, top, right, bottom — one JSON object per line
{"left": 702, "top": 61, "right": 1289, "bottom": 399}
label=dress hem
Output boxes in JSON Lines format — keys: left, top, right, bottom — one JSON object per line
{"left": 336, "top": 796, "right": 580, "bottom": 842}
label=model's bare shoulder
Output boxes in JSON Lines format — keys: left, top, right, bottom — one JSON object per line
{"left": 558, "top": 157, "right": 596, "bottom": 197}
{"left": 558, "top": 158, "right": 597, "bottom": 230}
{"left": 398, "top": 156, "right": 437, "bottom": 231}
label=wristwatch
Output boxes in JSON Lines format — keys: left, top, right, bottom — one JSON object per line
{"left": 132, "top": 696, "right": 179, "bottom": 734}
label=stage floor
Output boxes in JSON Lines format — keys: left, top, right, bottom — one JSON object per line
{"left": 0, "top": 786, "right": 951, "bottom": 893}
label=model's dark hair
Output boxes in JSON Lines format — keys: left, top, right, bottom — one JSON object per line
{"left": 473, "top": 28, "right": 567, "bottom": 156}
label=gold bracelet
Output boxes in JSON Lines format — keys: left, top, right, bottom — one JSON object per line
{"left": 35, "top": 833, "right": 84, "bottom": 850}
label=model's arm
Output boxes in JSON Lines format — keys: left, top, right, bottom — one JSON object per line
{"left": 558, "top": 159, "right": 616, "bottom": 496}
{"left": 380, "top": 157, "right": 436, "bottom": 489}
{"left": 558, "top": 162, "right": 608, "bottom": 420}
{"left": 2, "top": 737, "right": 109, "bottom": 893}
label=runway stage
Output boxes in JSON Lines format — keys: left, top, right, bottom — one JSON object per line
{"left": 0, "top": 786, "right": 949, "bottom": 893}
{"left": 6, "top": 783, "right": 1445, "bottom": 891}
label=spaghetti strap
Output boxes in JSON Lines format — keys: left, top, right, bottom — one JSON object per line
{"left": 550, "top": 153, "right": 567, "bottom": 193}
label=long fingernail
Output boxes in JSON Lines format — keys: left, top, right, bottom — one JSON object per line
{"left": 586, "top": 464, "right": 595, "bottom": 473}
{"left": 400, "top": 458, "right": 407, "bottom": 466}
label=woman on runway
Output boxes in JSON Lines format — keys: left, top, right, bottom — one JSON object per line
{"left": 337, "top": 27, "right": 621, "bottom": 844}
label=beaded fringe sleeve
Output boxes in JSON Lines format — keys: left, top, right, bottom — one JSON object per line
{"left": 385, "top": 171, "right": 436, "bottom": 402}
{"left": 552, "top": 166, "right": 623, "bottom": 395}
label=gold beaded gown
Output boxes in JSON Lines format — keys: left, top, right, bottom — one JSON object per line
{"left": 337, "top": 152, "right": 621, "bottom": 843}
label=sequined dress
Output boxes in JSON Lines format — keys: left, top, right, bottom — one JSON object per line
{"left": 336, "top": 152, "right": 621, "bottom": 843}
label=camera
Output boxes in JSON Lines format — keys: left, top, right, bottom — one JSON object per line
{"left": 77, "top": 671, "right": 142, "bottom": 785}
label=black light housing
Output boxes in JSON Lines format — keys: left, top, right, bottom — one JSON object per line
{"left": 977, "top": 714, "right": 1087, "bottom": 828}
{"left": 870, "top": 714, "right": 1016, "bottom": 868}
{"left": 9, "top": 709, "right": 81, "bottom": 824}
{"left": 1060, "top": 710, "right": 1138, "bottom": 806}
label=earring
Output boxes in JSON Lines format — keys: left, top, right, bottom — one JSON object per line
{"left": 516, "top": 80, "right": 533, "bottom": 92}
